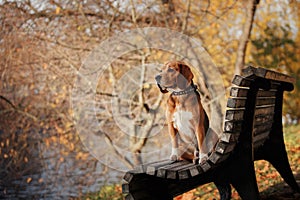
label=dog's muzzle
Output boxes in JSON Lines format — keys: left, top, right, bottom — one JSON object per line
{"left": 155, "top": 75, "right": 168, "bottom": 93}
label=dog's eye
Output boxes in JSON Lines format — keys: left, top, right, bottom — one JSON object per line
{"left": 167, "top": 68, "right": 174, "bottom": 72}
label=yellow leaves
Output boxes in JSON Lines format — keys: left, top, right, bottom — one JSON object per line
{"left": 26, "top": 177, "right": 32, "bottom": 183}
{"left": 50, "top": 103, "right": 57, "bottom": 109}
{"left": 143, "top": 83, "right": 150, "bottom": 89}
{"left": 69, "top": 142, "right": 75, "bottom": 151}
{"left": 1, "top": 139, "right": 21, "bottom": 159}
{"left": 54, "top": 123, "right": 64, "bottom": 134}
{"left": 0, "top": 139, "right": 10, "bottom": 148}
{"left": 43, "top": 63, "right": 48, "bottom": 69}
{"left": 44, "top": 137, "right": 51, "bottom": 148}
{"left": 174, "top": 189, "right": 197, "bottom": 200}
{"left": 6, "top": 138, "right": 9, "bottom": 146}
{"left": 59, "top": 157, "right": 64, "bottom": 162}
{"left": 98, "top": 185, "right": 124, "bottom": 200}
{"left": 38, "top": 178, "right": 43, "bottom": 183}
{"left": 75, "top": 152, "right": 89, "bottom": 160}
{"left": 55, "top": 6, "right": 61, "bottom": 15}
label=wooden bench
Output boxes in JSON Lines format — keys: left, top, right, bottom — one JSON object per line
{"left": 121, "top": 66, "right": 300, "bottom": 200}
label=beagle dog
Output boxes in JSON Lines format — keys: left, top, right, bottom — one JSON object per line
{"left": 155, "top": 61, "right": 209, "bottom": 164}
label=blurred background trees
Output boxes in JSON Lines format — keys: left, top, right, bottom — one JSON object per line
{"left": 0, "top": 0, "right": 299, "bottom": 199}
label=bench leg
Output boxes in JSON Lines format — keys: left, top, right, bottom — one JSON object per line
{"left": 229, "top": 157, "right": 260, "bottom": 200}
{"left": 263, "top": 138, "right": 300, "bottom": 193}
{"left": 127, "top": 174, "right": 173, "bottom": 200}
{"left": 214, "top": 182, "right": 231, "bottom": 200}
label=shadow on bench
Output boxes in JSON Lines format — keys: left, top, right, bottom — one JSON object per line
{"left": 122, "top": 66, "right": 300, "bottom": 200}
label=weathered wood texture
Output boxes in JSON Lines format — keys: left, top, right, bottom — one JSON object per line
{"left": 122, "top": 66, "right": 299, "bottom": 200}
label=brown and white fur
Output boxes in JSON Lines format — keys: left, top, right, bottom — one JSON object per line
{"left": 155, "top": 61, "right": 209, "bottom": 164}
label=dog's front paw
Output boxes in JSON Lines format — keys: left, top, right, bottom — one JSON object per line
{"left": 170, "top": 148, "right": 179, "bottom": 161}
{"left": 199, "top": 153, "right": 208, "bottom": 164}
{"left": 170, "top": 154, "right": 178, "bottom": 161}
{"left": 193, "top": 150, "right": 199, "bottom": 164}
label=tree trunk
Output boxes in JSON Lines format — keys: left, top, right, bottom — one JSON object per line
{"left": 234, "top": 0, "right": 260, "bottom": 75}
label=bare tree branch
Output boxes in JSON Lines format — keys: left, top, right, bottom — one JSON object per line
{"left": 234, "top": 0, "right": 260, "bottom": 75}
{"left": 0, "top": 95, "right": 38, "bottom": 121}
{"left": 181, "top": 0, "right": 191, "bottom": 33}
{"left": 103, "top": 132, "right": 134, "bottom": 169}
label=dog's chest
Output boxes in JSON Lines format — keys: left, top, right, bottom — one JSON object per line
{"left": 172, "top": 109, "right": 194, "bottom": 139}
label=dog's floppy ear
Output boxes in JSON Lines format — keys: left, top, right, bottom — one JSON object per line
{"left": 177, "top": 63, "right": 194, "bottom": 89}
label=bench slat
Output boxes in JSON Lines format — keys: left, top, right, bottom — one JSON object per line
{"left": 256, "top": 67, "right": 295, "bottom": 83}
{"left": 146, "top": 160, "right": 176, "bottom": 176}
{"left": 225, "top": 109, "right": 244, "bottom": 121}
{"left": 177, "top": 163, "right": 198, "bottom": 179}
{"left": 257, "top": 89, "right": 277, "bottom": 97}
{"left": 224, "top": 117, "right": 274, "bottom": 136}
{"left": 124, "top": 170, "right": 140, "bottom": 183}
{"left": 122, "top": 182, "right": 130, "bottom": 194}
{"left": 230, "top": 87, "right": 277, "bottom": 98}
{"left": 227, "top": 98, "right": 246, "bottom": 108}
{"left": 220, "top": 133, "right": 240, "bottom": 143}
{"left": 188, "top": 164, "right": 203, "bottom": 177}
{"left": 199, "top": 161, "right": 211, "bottom": 172}
{"left": 232, "top": 75, "right": 253, "bottom": 87}
{"left": 230, "top": 87, "right": 248, "bottom": 97}
{"left": 253, "top": 122, "right": 273, "bottom": 135}
{"left": 256, "top": 97, "right": 276, "bottom": 106}
{"left": 253, "top": 131, "right": 270, "bottom": 143}
{"left": 224, "top": 120, "right": 243, "bottom": 133}
{"left": 225, "top": 106, "right": 275, "bottom": 122}
{"left": 215, "top": 141, "right": 236, "bottom": 154}
{"left": 253, "top": 131, "right": 271, "bottom": 148}
{"left": 209, "top": 152, "right": 231, "bottom": 164}
{"left": 255, "top": 105, "right": 275, "bottom": 115}
{"left": 242, "top": 66, "right": 295, "bottom": 83}
{"left": 254, "top": 114, "right": 274, "bottom": 124}
{"left": 156, "top": 161, "right": 188, "bottom": 179}
{"left": 227, "top": 97, "right": 276, "bottom": 108}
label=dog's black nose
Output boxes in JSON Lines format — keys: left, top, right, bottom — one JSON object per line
{"left": 155, "top": 75, "right": 161, "bottom": 82}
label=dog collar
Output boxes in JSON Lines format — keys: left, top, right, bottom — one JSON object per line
{"left": 171, "top": 85, "right": 197, "bottom": 96}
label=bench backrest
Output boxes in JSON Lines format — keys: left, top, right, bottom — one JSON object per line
{"left": 207, "top": 66, "right": 294, "bottom": 167}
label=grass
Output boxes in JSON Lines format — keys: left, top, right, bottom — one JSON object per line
{"left": 80, "top": 185, "right": 123, "bottom": 200}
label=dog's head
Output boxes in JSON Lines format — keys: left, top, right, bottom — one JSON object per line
{"left": 155, "top": 61, "right": 194, "bottom": 93}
